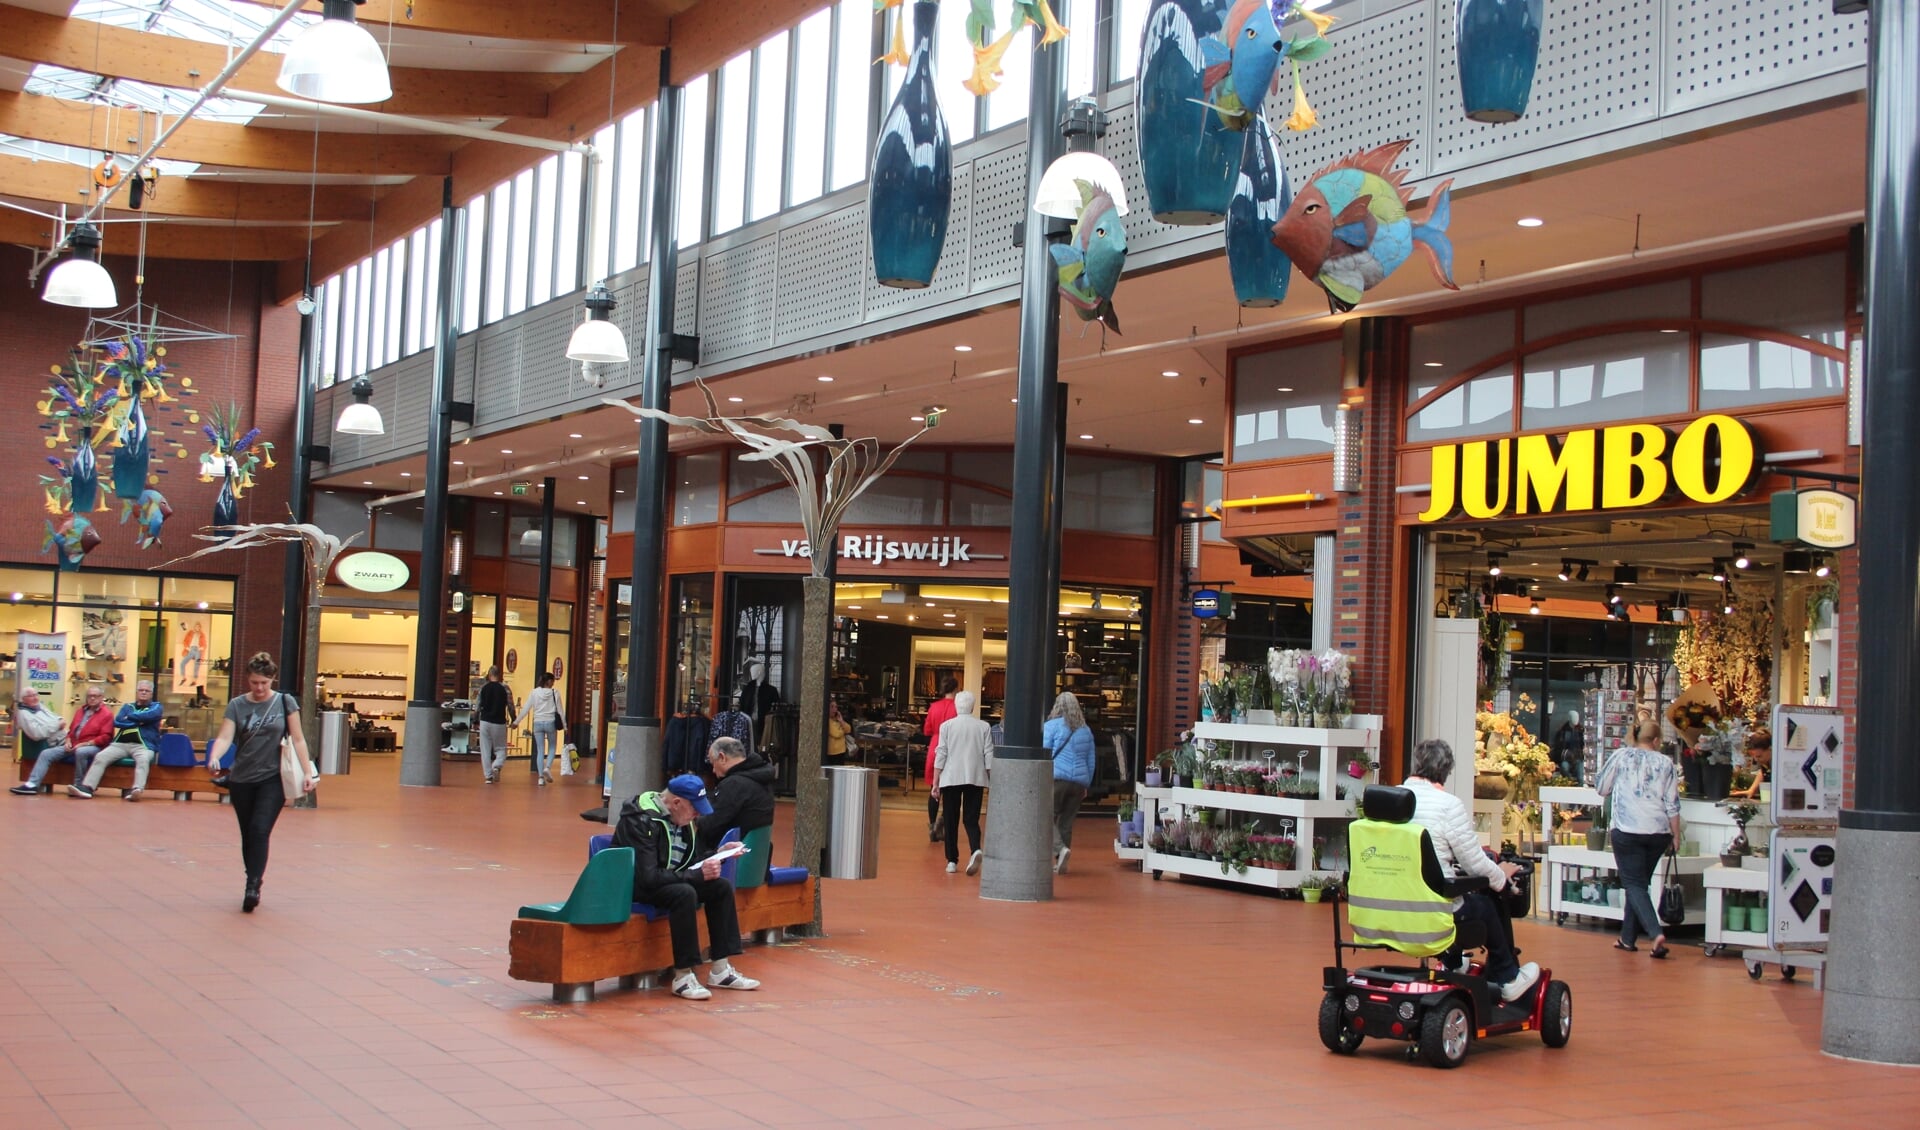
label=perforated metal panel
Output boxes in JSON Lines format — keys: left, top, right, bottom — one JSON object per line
{"left": 868, "top": 164, "right": 976, "bottom": 316}
{"left": 1271, "top": 1, "right": 1434, "bottom": 185}
{"left": 472, "top": 322, "right": 528, "bottom": 424}
{"left": 673, "top": 260, "right": 701, "bottom": 338}
{"left": 1429, "top": 0, "right": 1661, "bottom": 172}
{"left": 963, "top": 150, "right": 1026, "bottom": 295}
{"left": 699, "top": 235, "right": 780, "bottom": 363}
{"left": 1664, "top": 0, "right": 1865, "bottom": 115}
{"left": 776, "top": 206, "right": 868, "bottom": 344}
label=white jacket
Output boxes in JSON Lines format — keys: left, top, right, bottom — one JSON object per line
{"left": 514, "top": 686, "right": 562, "bottom": 727}
{"left": 934, "top": 715, "right": 994, "bottom": 789}
{"left": 1404, "top": 777, "right": 1507, "bottom": 900}
{"left": 16, "top": 704, "right": 64, "bottom": 742}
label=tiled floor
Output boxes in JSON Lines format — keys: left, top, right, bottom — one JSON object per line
{"left": 2, "top": 756, "right": 1911, "bottom": 1129}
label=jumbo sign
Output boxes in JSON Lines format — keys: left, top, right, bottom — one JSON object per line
{"left": 1417, "top": 414, "right": 1760, "bottom": 522}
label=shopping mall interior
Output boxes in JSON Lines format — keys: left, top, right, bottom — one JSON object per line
{"left": 4, "top": 0, "right": 1918, "bottom": 1123}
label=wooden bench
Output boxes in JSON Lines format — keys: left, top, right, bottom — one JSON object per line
{"left": 15, "top": 759, "right": 231, "bottom": 801}
{"left": 507, "top": 877, "right": 817, "bottom": 1002}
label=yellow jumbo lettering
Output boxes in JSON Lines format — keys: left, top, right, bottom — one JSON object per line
{"left": 1601, "top": 424, "right": 1668, "bottom": 509}
{"left": 1670, "top": 414, "right": 1758, "bottom": 504}
{"left": 1419, "top": 444, "right": 1459, "bottom": 522}
{"left": 1515, "top": 431, "right": 1596, "bottom": 515}
{"left": 1459, "top": 439, "right": 1512, "bottom": 519}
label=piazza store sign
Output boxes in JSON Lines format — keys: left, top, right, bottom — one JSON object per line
{"left": 1417, "top": 414, "right": 1760, "bottom": 522}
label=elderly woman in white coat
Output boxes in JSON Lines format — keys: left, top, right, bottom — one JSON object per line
{"left": 935, "top": 690, "right": 994, "bottom": 876}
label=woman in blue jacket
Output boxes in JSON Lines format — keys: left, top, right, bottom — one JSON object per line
{"left": 1044, "top": 692, "right": 1096, "bottom": 874}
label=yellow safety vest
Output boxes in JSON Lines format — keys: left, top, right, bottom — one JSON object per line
{"left": 1346, "top": 819, "right": 1457, "bottom": 957}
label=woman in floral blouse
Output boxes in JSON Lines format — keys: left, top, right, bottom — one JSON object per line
{"left": 1596, "top": 717, "right": 1682, "bottom": 958}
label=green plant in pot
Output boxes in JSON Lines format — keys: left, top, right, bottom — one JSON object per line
{"left": 1299, "top": 874, "right": 1333, "bottom": 903}
{"left": 1587, "top": 797, "right": 1610, "bottom": 852}
{"left": 1216, "top": 827, "right": 1256, "bottom": 875}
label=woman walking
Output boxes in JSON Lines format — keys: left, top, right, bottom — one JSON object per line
{"left": 935, "top": 691, "right": 993, "bottom": 876}
{"left": 922, "top": 675, "right": 959, "bottom": 841}
{"left": 1045, "top": 692, "right": 1096, "bottom": 874}
{"left": 205, "top": 653, "right": 318, "bottom": 913}
{"left": 1596, "top": 717, "right": 1682, "bottom": 957}
{"left": 515, "top": 673, "right": 564, "bottom": 784}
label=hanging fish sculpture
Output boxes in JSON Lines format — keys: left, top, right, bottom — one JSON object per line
{"left": 1198, "top": 0, "right": 1282, "bottom": 130}
{"left": 1050, "top": 182, "right": 1128, "bottom": 334}
{"left": 1268, "top": 140, "right": 1456, "bottom": 313}
{"left": 121, "top": 489, "right": 172, "bottom": 549}
{"left": 43, "top": 514, "right": 102, "bottom": 571}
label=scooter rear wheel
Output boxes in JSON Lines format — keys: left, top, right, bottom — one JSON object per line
{"left": 1318, "top": 995, "right": 1363, "bottom": 1054}
{"left": 1419, "top": 999, "right": 1472, "bottom": 1068}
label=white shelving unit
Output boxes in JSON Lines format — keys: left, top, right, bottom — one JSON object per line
{"left": 1540, "top": 786, "right": 1728, "bottom": 925}
{"left": 1121, "top": 721, "right": 1381, "bottom": 891}
{"left": 1703, "top": 861, "right": 1770, "bottom": 956}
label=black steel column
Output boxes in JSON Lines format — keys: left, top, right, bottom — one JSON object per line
{"left": 280, "top": 262, "right": 315, "bottom": 689}
{"left": 1824, "top": 0, "right": 1920, "bottom": 1065}
{"left": 981, "top": 30, "right": 1067, "bottom": 902}
{"left": 530, "top": 476, "right": 556, "bottom": 776}
{"left": 400, "top": 179, "right": 463, "bottom": 787}
{"left": 609, "top": 52, "right": 683, "bottom": 819}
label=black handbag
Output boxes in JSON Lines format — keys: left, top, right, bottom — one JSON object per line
{"left": 1657, "top": 847, "right": 1687, "bottom": 927}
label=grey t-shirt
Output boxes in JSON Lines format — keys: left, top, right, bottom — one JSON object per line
{"left": 224, "top": 693, "right": 300, "bottom": 784}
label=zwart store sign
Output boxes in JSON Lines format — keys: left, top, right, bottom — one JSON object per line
{"left": 1417, "top": 414, "right": 1760, "bottom": 522}
{"left": 336, "top": 551, "right": 412, "bottom": 593}
{"left": 753, "top": 534, "right": 1006, "bottom": 567}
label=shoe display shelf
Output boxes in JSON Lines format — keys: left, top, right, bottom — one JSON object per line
{"left": 1123, "top": 720, "right": 1380, "bottom": 892}
{"left": 1540, "top": 785, "right": 1725, "bottom": 926}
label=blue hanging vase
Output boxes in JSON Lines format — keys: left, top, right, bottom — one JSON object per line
{"left": 1456, "top": 0, "right": 1544, "bottom": 123}
{"left": 1137, "top": 0, "right": 1239, "bottom": 225}
{"left": 869, "top": 1, "right": 951, "bottom": 289}
{"left": 1224, "top": 115, "right": 1292, "bottom": 308}
{"left": 212, "top": 465, "right": 238, "bottom": 533}
{"left": 112, "top": 391, "right": 150, "bottom": 501}
{"left": 69, "top": 431, "right": 101, "bottom": 514}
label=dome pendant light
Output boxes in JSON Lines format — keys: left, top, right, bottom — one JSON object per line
{"left": 43, "top": 222, "right": 118, "bottom": 308}
{"left": 277, "top": 0, "right": 394, "bottom": 105}
{"left": 565, "top": 282, "right": 629, "bottom": 364}
{"left": 335, "top": 376, "right": 385, "bottom": 436}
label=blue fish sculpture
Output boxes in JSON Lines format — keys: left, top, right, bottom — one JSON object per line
{"left": 1269, "top": 139, "right": 1457, "bottom": 312}
{"left": 120, "top": 489, "right": 172, "bottom": 549}
{"left": 1199, "top": 0, "right": 1282, "bottom": 130}
{"left": 43, "top": 514, "right": 101, "bottom": 571}
{"left": 1050, "top": 183, "right": 1128, "bottom": 334}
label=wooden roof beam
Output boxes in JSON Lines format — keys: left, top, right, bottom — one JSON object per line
{"left": 0, "top": 208, "right": 316, "bottom": 261}
{"left": 230, "top": 0, "right": 669, "bottom": 45}
{"left": 0, "top": 3, "right": 559, "bottom": 120}
{"left": 0, "top": 90, "right": 458, "bottom": 177}
{"left": 0, "top": 152, "right": 393, "bottom": 222}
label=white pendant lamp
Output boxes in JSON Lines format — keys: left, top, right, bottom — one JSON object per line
{"left": 1032, "top": 150, "right": 1131, "bottom": 219}
{"left": 43, "top": 222, "right": 118, "bottom": 308}
{"left": 335, "top": 376, "right": 385, "bottom": 436}
{"left": 278, "top": 0, "right": 393, "bottom": 105}
{"left": 565, "top": 282, "right": 628, "bottom": 364}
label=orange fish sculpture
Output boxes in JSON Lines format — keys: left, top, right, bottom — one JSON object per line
{"left": 1268, "top": 139, "right": 1456, "bottom": 313}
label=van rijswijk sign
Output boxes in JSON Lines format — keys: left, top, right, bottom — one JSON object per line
{"left": 755, "top": 534, "right": 1005, "bottom": 568}
{"left": 16, "top": 632, "right": 66, "bottom": 701}
{"left": 1416, "top": 414, "right": 1760, "bottom": 521}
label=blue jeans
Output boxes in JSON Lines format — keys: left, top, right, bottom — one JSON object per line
{"left": 531, "top": 720, "right": 559, "bottom": 776}
{"left": 1611, "top": 830, "right": 1672, "bottom": 946}
{"left": 25, "top": 743, "right": 101, "bottom": 788}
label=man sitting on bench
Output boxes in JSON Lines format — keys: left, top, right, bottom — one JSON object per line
{"left": 68, "top": 681, "right": 163, "bottom": 801}
{"left": 1402, "top": 738, "right": 1539, "bottom": 1002}
{"left": 613, "top": 773, "right": 763, "bottom": 1001}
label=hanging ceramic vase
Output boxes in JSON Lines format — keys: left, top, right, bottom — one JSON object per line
{"left": 1224, "top": 115, "right": 1293, "bottom": 307}
{"left": 868, "top": 1, "right": 951, "bottom": 289}
{"left": 1456, "top": 0, "right": 1544, "bottom": 123}
{"left": 212, "top": 462, "right": 238, "bottom": 532}
{"left": 69, "top": 430, "right": 101, "bottom": 514}
{"left": 112, "top": 392, "right": 150, "bottom": 501}
{"left": 1137, "top": 0, "right": 1239, "bottom": 224}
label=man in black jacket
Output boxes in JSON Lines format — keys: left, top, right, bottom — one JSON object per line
{"left": 697, "top": 737, "right": 775, "bottom": 855}
{"left": 613, "top": 774, "right": 761, "bottom": 1000}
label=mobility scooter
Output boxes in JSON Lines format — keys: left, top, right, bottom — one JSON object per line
{"left": 1319, "top": 785, "right": 1572, "bottom": 1068}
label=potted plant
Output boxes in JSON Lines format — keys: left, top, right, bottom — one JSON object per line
{"left": 1719, "top": 799, "right": 1761, "bottom": 866}
{"left": 1147, "top": 745, "right": 1172, "bottom": 788}
{"left": 1299, "top": 874, "right": 1331, "bottom": 903}
{"left": 1273, "top": 837, "right": 1298, "bottom": 870}
{"left": 1217, "top": 828, "right": 1255, "bottom": 876}
{"left": 1587, "top": 797, "right": 1610, "bottom": 852}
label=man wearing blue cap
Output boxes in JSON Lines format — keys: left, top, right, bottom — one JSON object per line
{"left": 613, "top": 773, "right": 762, "bottom": 1000}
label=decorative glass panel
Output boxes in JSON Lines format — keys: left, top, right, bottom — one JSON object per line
{"left": 1231, "top": 339, "right": 1343, "bottom": 460}
{"left": 1518, "top": 333, "right": 1688, "bottom": 430}
{"left": 1408, "top": 371, "right": 1515, "bottom": 442}
{"left": 1064, "top": 456, "right": 1155, "bottom": 533}
{"left": 1699, "top": 335, "right": 1845, "bottom": 411}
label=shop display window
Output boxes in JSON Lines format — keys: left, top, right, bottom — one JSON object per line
{"left": 310, "top": 490, "right": 370, "bottom": 547}
{"left": 950, "top": 486, "right": 1012, "bottom": 527}
{"left": 610, "top": 465, "right": 637, "bottom": 534}
{"left": 507, "top": 516, "right": 579, "bottom": 567}
{"left": 317, "top": 609, "right": 415, "bottom": 731}
{"left": 373, "top": 500, "right": 426, "bottom": 551}
{"left": 669, "top": 575, "right": 714, "bottom": 711}
{"left": 843, "top": 474, "right": 945, "bottom": 526}
{"left": 1699, "top": 335, "right": 1846, "bottom": 411}
{"left": 1231, "top": 339, "right": 1343, "bottom": 462}
{"left": 725, "top": 452, "right": 798, "bottom": 523}
{"left": 474, "top": 501, "right": 510, "bottom": 556}
{"left": 1064, "top": 456, "right": 1156, "bottom": 534}
{"left": 1408, "top": 370, "right": 1515, "bottom": 442}
{"left": 673, "top": 451, "right": 722, "bottom": 527}
{"left": 0, "top": 567, "right": 55, "bottom": 604}
{"left": 1519, "top": 333, "right": 1689, "bottom": 431}
{"left": 500, "top": 596, "right": 572, "bottom": 720}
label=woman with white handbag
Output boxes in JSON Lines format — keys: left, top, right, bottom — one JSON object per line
{"left": 205, "top": 653, "right": 318, "bottom": 913}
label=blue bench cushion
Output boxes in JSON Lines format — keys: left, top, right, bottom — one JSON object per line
{"left": 767, "top": 866, "right": 810, "bottom": 886}
{"left": 157, "top": 734, "right": 197, "bottom": 768}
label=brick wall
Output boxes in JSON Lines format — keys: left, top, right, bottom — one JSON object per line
{"left": 0, "top": 243, "right": 297, "bottom": 660}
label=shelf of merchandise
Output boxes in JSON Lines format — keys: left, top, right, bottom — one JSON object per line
{"left": 1540, "top": 784, "right": 1721, "bottom": 925}
{"left": 1702, "top": 861, "right": 1771, "bottom": 956}
{"left": 1113, "top": 841, "right": 1144, "bottom": 862}
{"left": 1121, "top": 722, "right": 1379, "bottom": 890}
{"left": 1472, "top": 798, "right": 1506, "bottom": 848}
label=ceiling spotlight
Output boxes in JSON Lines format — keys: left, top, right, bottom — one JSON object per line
{"left": 910, "top": 415, "right": 925, "bottom": 422}
{"left": 1813, "top": 554, "right": 1832, "bottom": 578}
{"left": 1732, "top": 542, "right": 1753, "bottom": 570}
{"left": 1079, "top": 433, "right": 1093, "bottom": 440}
{"left": 1487, "top": 551, "right": 1505, "bottom": 577}
{"left": 1614, "top": 564, "right": 1638, "bottom": 585}
{"left": 1576, "top": 563, "right": 1590, "bottom": 582}
{"left": 277, "top": 0, "right": 393, "bottom": 104}
{"left": 1188, "top": 418, "right": 1205, "bottom": 425}
{"left": 728, "top": 396, "right": 744, "bottom": 403}
{"left": 1161, "top": 370, "right": 1180, "bottom": 377}
{"left": 1516, "top": 217, "right": 1545, "bottom": 228}
{"left": 953, "top": 345, "right": 973, "bottom": 353}
{"left": 569, "top": 433, "right": 584, "bottom": 439}
{"left": 817, "top": 375, "right": 834, "bottom": 382}
{"left": 1528, "top": 599, "right": 1540, "bottom": 616}
{"left": 1557, "top": 560, "right": 1573, "bottom": 582}
{"left": 1422, "top": 361, "right": 1445, "bottom": 368}
{"left": 1710, "top": 559, "right": 1729, "bottom": 583}
{"left": 43, "top": 222, "right": 117, "bottom": 308}
{"left": 335, "top": 376, "right": 384, "bottom": 436}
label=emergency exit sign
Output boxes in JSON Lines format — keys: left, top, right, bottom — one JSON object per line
{"left": 511, "top": 481, "right": 532, "bottom": 496}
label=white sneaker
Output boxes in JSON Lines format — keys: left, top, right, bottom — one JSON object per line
{"left": 671, "top": 974, "right": 711, "bottom": 1001}
{"left": 946, "top": 862, "right": 958, "bottom": 874}
{"left": 1499, "top": 962, "right": 1541, "bottom": 1003}
{"left": 965, "top": 850, "right": 983, "bottom": 876}
{"left": 1055, "top": 847, "right": 1071, "bottom": 874}
{"left": 709, "top": 968, "right": 759, "bottom": 991}
{"left": 122, "top": 788, "right": 141, "bottom": 802}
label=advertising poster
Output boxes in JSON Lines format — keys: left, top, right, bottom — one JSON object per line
{"left": 1770, "top": 704, "right": 1845, "bottom": 824}
{"left": 17, "top": 632, "right": 67, "bottom": 703}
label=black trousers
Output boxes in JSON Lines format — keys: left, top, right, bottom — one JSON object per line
{"left": 941, "top": 784, "right": 984, "bottom": 864}
{"left": 227, "top": 775, "right": 286, "bottom": 883}
{"left": 1448, "top": 890, "right": 1520, "bottom": 984}
{"left": 637, "top": 876, "right": 744, "bottom": 970}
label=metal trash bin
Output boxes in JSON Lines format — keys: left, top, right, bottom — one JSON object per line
{"left": 823, "top": 765, "right": 881, "bottom": 879}
{"left": 319, "top": 711, "right": 351, "bottom": 775}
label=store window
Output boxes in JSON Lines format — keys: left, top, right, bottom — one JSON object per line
{"left": 842, "top": 473, "right": 945, "bottom": 526}
{"left": 312, "top": 491, "right": 369, "bottom": 547}
{"left": 473, "top": 501, "right": 509, "bottom": 556}
{"left": 950, "top": 451, "right": 1012, "bottom": 526}
{"left": 373, "top": 501, "right": 425, "bottom": 551}
{"left": 1699, "top": 335, "right": 1845, "bottom": 410}
{"left": 1221, "top": 596, "right": 1313, "bottom": 663}
{"left": 1702, "top": 252, "right": 1845, "bottom": 341}
{"left": 1064, "top": 455, "right": 1155, "bottom": 534}
{"left": 669, "top": 574, "right": 715, "bottom": 711}
{"left": 500, "top": 597, "right": 572, "bottom": 720}
{"left": 1232, "top": 339, "right": 1343, "bottom": 461}
{"left": 1519, "top": 332, "right": 1689, "bottom": 430}
{"left": 674, "top": 451, "right": 722, "bottom": 526}
{"left": 1408, "top": 370, "right": 1515, "bottom": 442}
{"left": 725, "top": 451, "right": 798, "bottom": 522}
{"left": 507, "top": 515, "right": 579, "bottom": 567}
{"left": 1523, "top": 279, "right": 1689, "bottom": 340}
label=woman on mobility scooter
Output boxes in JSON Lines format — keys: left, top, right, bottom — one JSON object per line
{"left": 1320, "top": 773, "right": 1571, "bottom": 1068}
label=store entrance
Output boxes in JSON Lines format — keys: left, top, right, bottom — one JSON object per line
{"left": 316, "top": 606, "right": 417, "bottom": 756}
